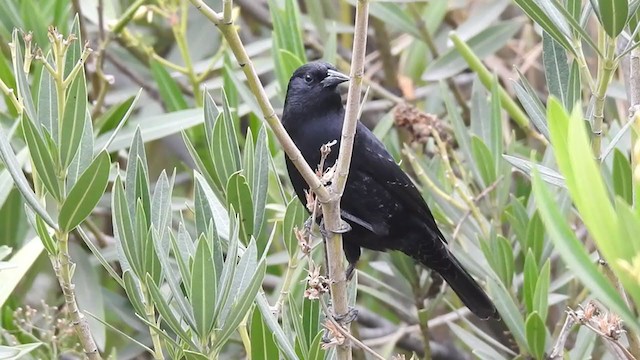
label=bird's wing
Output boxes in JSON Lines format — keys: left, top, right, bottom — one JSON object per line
{"left": 351, "top": 123, "right": 447, "bottom": 242}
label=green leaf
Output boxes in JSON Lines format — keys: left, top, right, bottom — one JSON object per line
{"left": 59, "top": 151, "right": 110, "bottom": 232}
{"left": 76, "top": 226, "right": 123, "bottom": 288}
{"left": 532, "top": 170, "right": 640, "bottom": 333}
{"left": 170, "top": 230, "right": 193, "bottom": 296}
{"left": 503, "top": 155, "right": 565, "bottom": 188}
{"left": 125, "top": 128, "right": 150, "bottom": 219}
{"left": 96, "top": 108, "right": 203, "bottom": 153}
{"left": 10, "top": 30, "right": 36, "bottom": 123}
{"left": 0, "top": 237, "right": 44, "bottom": 308}
{"left": 145, "top": 274, "right": 199, "bottom": 349}
{"left": 494, "top": 235, "right": 514, "bottom": 288}
{"left": 64, "top": 15, "right": 82, "bottom": 77}
{"left": 612, "top": 149, "right": 633, "bottom": 205}
{"left": 549, "top": 0, "right": 602, "bottom": 56}
{"left": 95, "top": 95, "right": 136, "bottom": 134}
{"left": 183, "top": 351, "right": 209, "bottom": 360}
{"left": 566, "top": 61, "right": 581, "bottom": 111}
{"left": 533, "top": 259, "right": 551, "bottom": 322}
{"left": 423, "top": 22, "right": 521, "bottom": 81}
{"left": 67, "top": 111, "right": 94, "bottom": 188}
{"left": 489, "top": 75, "right": 503, "bottom": 173}
{"left": 269, "top": 0, "right": 306, "bottom": 90}
{"left": 0, "top": 343, "right": 42, "bottom": 360}
{"left": 59, "top": 68, "right": 87, "bottom": 168}
{"left": 0, "top": 190, "right": 26, "bottom": 248}
{"left": 525, "top": 211, "right": 544, "bottom": 263}
{"left": 250, "top": 124, "right": 270, "bottom": 237}
{"left": 599, "top": 0, "right": 629, "bottom": 37}
{"left": 306, "top": 331, "right": 325, "bottom": 360}
{"left": 548, "top": 99, "right": 629, "bottom": 275}
{"left": 211, "top": 91, "right": 242, "bottom": 186}
{"left": 21, "top": 115, "right": 61, "bottom": 201}
{"left": 522, "top": 250, "right": 538, "bottom": 315}
{"left": 149, "top": 58, "right": 188, "bottom": 112}
{"left": 215, "top": 216, "right": 240, "bottom": 320}
{"left": 513, "top": 68, "right": 549, "bottom": 140}
{"left": 443, "top": 83, "right": 482, "bottom": 182}
{"left": 226, "top": 172, "right": 254, "bottom": 243}
{"left": 96, "top": 89, "right": 142, "bottom": 152}
{"left": 151, "top": 226, "right": 196, "bottom": 328}
{"left": 287, "top": 293, "right": 308, "bottom": 355}
{"left": 487, "top": 278, "right": 528, "bottom": 353}
{"left": 283, "top": 197, "right": 306, "bottom": 257}
{"left": 194, "top": 171, "right": 230, "bottom": 240}
{"left": 513, "top": 0, "right": 575, "bottom": 56}
{"left": 215, "top": 258, "right": 266, "bottom": 352}
{"left": 255, "top": 294, "right": 298, "bottom": 360}
{"left": 151, "top": 170, "right": 173, "bottom": 243}
{"left": 37, "top": 53, "right": 57, "bottom": 141}
{"left": 112, "top": 176, "right": 141, "bottom": 276}
{"left": 449, "top": 322, "right": 507, "bottom": 360}
{"left": 251, "top": 307, "right": 280, "bottom": 360}
{"left": 302, "top": 297, "right": 321, "bottom": 349}
{"left": 34, "top": 213, "right": 57, "bottom": 256}
{"left": 0, "top": 127, "right": 56, "bottom": 228}
{"left": 542, "top": 32, "right": 569, "bottom": 108}
{"left": 525, "top": 312, "right": 546, "bottom": 360}
{"left": 471, "top": 136, "right": 496, "bottom": 186}
{"left": 190, "top": 236, "right": 217, "bottom": 339}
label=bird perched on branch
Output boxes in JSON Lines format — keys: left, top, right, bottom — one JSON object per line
{"left": 282, "top": 61, "right": 498, "bottom": 320}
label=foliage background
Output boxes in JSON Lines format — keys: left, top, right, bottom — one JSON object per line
{"left": 0, "top": 0, "right": 639, "bottom": 359}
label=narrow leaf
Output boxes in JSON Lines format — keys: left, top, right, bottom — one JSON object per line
{"left": 59, "top": 151, "right": 110, "bottom": 231}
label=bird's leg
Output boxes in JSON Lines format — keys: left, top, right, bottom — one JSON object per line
{"left": 345, "top": 262, "right": 356, "bottom": 281}
{"left": 342, "top": 242, "right": 361, "bottom": 281}
{"left": 303, "top": 216, "right": 315, "bottom": 234}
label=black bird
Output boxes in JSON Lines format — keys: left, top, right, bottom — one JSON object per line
{"left": 282, "top": 61, "right": 498, "bottom": 320}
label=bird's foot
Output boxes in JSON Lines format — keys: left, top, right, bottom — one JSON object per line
{"left": 303, "top": 216, "right": 315, "bottom": 234}
{"left": 318, "top": 218, "right": 352, "bottom": 237}
{"left": 345, "top": 262, "right": 357, "bottom": 281}
{"left": 333, "top": 306, "right": 358, "bottom": 326}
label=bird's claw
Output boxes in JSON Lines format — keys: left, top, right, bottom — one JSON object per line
{"left": 334, "top": 306, "right": 358, "bottom": 325}
{"left": 303, "top": 216, "right": 315, "bottom": 233}
{"left": 335, "top": 220, "right": 352, "bottom": 234}
{"left": 319, "top": 219, "right": 352, "bottom": 237}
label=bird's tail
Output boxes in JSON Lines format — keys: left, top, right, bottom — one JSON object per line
{"left": 414, "top": 249, "right": 499, "bottom": 320}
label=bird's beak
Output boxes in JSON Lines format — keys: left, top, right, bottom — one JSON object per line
{"left": 322, "top": 69, "right": 350, "bottom": 88}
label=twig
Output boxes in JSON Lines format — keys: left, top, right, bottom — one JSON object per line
{"left": 319, "top": 2, "right": 370, "bottom": 359}
{"left": 548, "top": 312, "right": 576, "bottom": 359}
{"left": 320, "top": 298, "right": 385, "bottom": 360}
{"left": 591, "top": 27, "right": 618, "bottom": 158}
{"left": 550, "top": 302, "right": 636, "bottom": 360}
{"left": 452, "top": 176, "right": 503, "bottom": 240}
{"left": 188, "top": 0, "right": 331, "bottom": 204}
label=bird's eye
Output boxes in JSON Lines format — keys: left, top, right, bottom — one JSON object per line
{"left": 304, "top": 74, "right": 313, "bottom": 83}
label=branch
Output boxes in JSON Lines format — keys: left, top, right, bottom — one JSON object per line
{"left": 318, "top": 1, "right": 370, "bottom": 359}
{"left": 188, "top": 0, "right": 330, "bottom": 204}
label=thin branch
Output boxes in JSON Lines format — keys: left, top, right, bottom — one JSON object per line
{"left": 318, "top": 2, "right": 370, "bottom": 359}
{"left": 188, "top": 0, "right": 331, "bottom": 204}
{"left": 320, "top": 297, "right": 385, "bottom": 360}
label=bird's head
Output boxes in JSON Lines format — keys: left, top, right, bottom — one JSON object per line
{"left": 282, "top": 61, "right": 350, "bottom": 122}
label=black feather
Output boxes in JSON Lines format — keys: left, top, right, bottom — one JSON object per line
{"left": 282, "top": 61, "right": 498, "bottom": 320}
